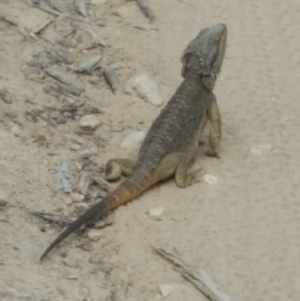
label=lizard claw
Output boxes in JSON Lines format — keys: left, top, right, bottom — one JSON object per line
{"left": 104, "top": 161, "right": 122, "bottom": 181}
{"left": 186, "top": 167, "right": 203, "bottom": 187}
{"left": 205, "top": 149, "right": 220, "bottom": 158}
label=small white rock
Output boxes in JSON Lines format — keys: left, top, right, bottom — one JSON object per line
{"left": 203, "top": 174, "right": 218, "bottom": 185}
{"left": 11, "top": 125, "right": 21, "bottom": 137}
{"left": 121, "top": 131, "right": 146, "bottom": 151}
{"left": 64, "top": 195, "right": 73, "bottom": 205}
{"left": 87, "top": 229, "right": 102, "bottom": 241}
{"left": 65, "top": 97, "right": 75, "bottom": 104}
{"left": 31, "top": 104, "right": 44, "bottom": 113}
{"left": 75, "top": 202, "right": 89, "bottom": 210}
{"left": 159, "top": 284, "right": 175, "bottom": 298}
{"left": 79, "top": 114, "right": 101, "bottom": 131}
{"left": 259, "top": 143, "right": 273, "bottom": 152}
{"left": 148, "top": 206, "right": 164, "bottom": 221}
{"left": 250, "top": 143, "right": 273, "bottom": 155}
{"left": 70, "top": 192, "right": 85, "bottom": 203}
{"left": 125, "top": 73, "right": 163, "bottom": 106}
{"left": 250, "top": 147, "right": 262, "bottom": 155}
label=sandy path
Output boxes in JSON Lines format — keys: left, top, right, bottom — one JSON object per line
{"left": 1, "top": 0, "right": 300, "bottom": 300}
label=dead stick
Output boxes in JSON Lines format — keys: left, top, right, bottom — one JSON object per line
{"left": 32, "top": 4, "right": 85, "bottom": 22}
{"left": 44, "top": 0, "right": 63, "bottom": 12}
{"left": 74, "top": 0, "right": 88, "bottom": 18}
{"left": 33, "top": 18, "right": 54, "bottom": 34}
{"left": 152, "top": 245, "right": 240, "bottom": 301}
{"left": 102, "top": 65, "right": 122, "bottom": 93}
{"left": 136, "top": 0, "right": 155, "bottom": 21}
{"left": 30, "top": 211, "right": 62, "bottom": 224}
{"left": 0, "top": 15, "right": 17, "bottom": 26}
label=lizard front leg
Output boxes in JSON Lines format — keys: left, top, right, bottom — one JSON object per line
{"left": 205, "top": 98, "right": 221, "bottom": 158}
{"left": 105, "top": 158, "right": 136, "bottom": 181}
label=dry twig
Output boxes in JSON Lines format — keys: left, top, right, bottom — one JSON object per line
{"left": 43, "top": 0, "right": 62, "bottom": 12}
{"left": 102, "top": 66, "right": 122, "bottom": 93}
{"left": 30, "top": 211, "right": 64, "bottom": 225}
{"left": 30, "top": 2, "right": 85, "bottom": 22}
{"left": 136, "top": 0, "right": 155, "bottom": 21}
{"left": 153, "top": 245, "right": 240, "bottom": 301}
{"left": 84, "top": 26, "right": 106, "bottom": 48}
{"left": 0, "top": 15, "right": 17, "bottom": 26}
{"left": 32, "top": 18, "right": 54, "bottom": 35}
{"left": 74, "top": 0, "right": 88, "bottom": 18}
{"left": 75, "top": 56, "right": 102, "bottom": 73}
{"left": 44, "top": 66, "right": 83, "bottom": 96}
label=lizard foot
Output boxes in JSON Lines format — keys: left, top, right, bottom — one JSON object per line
{"left": 104, "top": 158, "right": 135, "bottom": 181}
{"left": 176, "top": 167, "right": 202, "bottom": 188}
{"left": 104, "top": 161, "right": 122, "bottom": 181}
{"left": 185, "top": 168, "right": 203, "bottom": 187}
{"left": 205, "top": 149, "right": 220, "bottom": 158}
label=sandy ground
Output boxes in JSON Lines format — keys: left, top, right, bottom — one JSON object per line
{"left": 1, "top": 0, "right": 300, "bottom": 301}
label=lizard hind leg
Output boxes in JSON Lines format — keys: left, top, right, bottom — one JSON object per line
{"left": 174, "top": 145, "right": 202, "bottom": 188}
{"left": 151, "top": 153, "right": 182, "bottom": 183}
{"left": 175, "top": 161, "right": 202, "bottom": 188}
{"left": 104, "top": 158, "right": 136, "bottom": 181}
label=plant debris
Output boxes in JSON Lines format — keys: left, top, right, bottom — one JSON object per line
{"left": 153, "top": 245, "right": 240, "bottom": 301}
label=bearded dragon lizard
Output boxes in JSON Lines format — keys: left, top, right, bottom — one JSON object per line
{"left": 40, "top": 23, "right": 227, "bottom": 261}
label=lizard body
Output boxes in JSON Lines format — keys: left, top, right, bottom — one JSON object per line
{"left": 40, "top": 23, "right": 227, "bottom": 261}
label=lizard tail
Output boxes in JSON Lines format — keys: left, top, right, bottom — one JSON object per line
{"left": 40, "top": 175, "right": 150, "bottom": 261}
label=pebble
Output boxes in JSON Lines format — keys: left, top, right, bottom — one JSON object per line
{"left": 75, "top": 202, "right": 89, "bottom": 210}
{"left": 87, "top": 229, "right": 102, "bottom": 241}
{"left": 70, "top": 192, "right": 85, "bottom": 203}
{"left": 76, "top": 148, "right": 93, "bottom": 159}
{"left": 121, "top": 131, "right": 146, "bottom": 151}
{"left": 64, "top": 195, "right": 73, "bottom": 205}
{"left": 67, "top": 275, "right": 78, "bottom": 280}
{"left": 79, "top": 114, "right": 101, "bottom": 131}
{"left": 148, "top": 206, "right": 164, "bottom": 221}
{"left": 250, "top": 143, "right": 273, "bottom": 155}
{"left": 250, "top": 148, "right": 262, "bottom": 155}
{"left": 203, "top": 174, "right": 218, "bottom": 185}
{"left": 63, "top": 258, "right": 80, "bottom": 268}
{"left": 125, "top": 73, "right": 163, "bottom": 106}
{"left": 11, "top": 125, "right": 22, "bottom": 137}
{"left": 159, "top": 284, "right": 175, "bottom": 298}
{"left": 65, "top": 97, "right": 75, "bottom": 104}
{"left": 31, "top": 104, "right": 44, "bottom": 113}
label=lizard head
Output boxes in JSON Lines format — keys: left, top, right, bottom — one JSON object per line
{"left": 181, "top": 23, "right": 227, "bottom": 83}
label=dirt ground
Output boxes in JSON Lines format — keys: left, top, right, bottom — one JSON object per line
{"left": 1, "top": 0, "right": 300, "bottom": 301}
